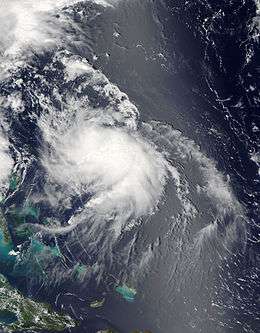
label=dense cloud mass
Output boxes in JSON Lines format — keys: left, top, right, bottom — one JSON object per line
{"left": 42, "top": 122, "right": 172, "bottom": 235}
{"left": 0, "top": 1, "right": 257, "bottom": 332}
{"left": 0, "top": 133, "right": 13, "bottom": 191}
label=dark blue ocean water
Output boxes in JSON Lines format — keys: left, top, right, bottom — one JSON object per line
{"left": 0, "top": 1, "right": 259, "bottom": 333}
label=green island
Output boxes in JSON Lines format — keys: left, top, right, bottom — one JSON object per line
{"left": 0, "top": 194, "right": 144, "bottom": 333}
{"left": 0, "top": 274, "right": 75, "bottom": 332}
{"left": 0, "top": 204, "right": 76, "bottom": 332}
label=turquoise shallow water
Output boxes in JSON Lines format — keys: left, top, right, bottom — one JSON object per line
{"left": 0, "top": 230, "right": 13, "bottom": 262}
{"left": 0, "top": 1, "right": 259, "bottom": 332}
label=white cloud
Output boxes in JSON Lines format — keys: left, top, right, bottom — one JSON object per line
{"left": 0, "top": 133, "right": 13, "bottom": 191}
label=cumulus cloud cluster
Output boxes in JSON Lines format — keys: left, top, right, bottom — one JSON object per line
{"left": 43, "top": 124, "right": 171, "bottom": 231}
{"left": 0, "top": 133, "right": 13, "bottom": 192}
{"left": 0, "top": 0, "right": 116, "bottom": 75}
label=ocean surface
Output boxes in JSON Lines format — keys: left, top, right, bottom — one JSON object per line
{"left": 0, "top": 1, "right": 259, "bottom": 333}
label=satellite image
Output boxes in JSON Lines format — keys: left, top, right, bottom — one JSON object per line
{"left": 0, "top": 1, "right": 259, "bottom": 333}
